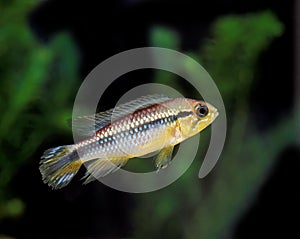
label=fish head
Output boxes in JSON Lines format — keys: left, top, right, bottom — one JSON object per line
{"left": 177, "top": 99, "right": 219, "bottom": 138}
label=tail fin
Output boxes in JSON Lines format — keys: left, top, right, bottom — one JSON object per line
{"left": 39, "top": 145, "right": 82, "bottom": 189}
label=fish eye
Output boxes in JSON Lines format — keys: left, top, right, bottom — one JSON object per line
{"left": 195, "top": 104, "right": 209, "bottom": 117}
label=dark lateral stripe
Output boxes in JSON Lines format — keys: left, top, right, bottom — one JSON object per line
{"left": 98, "top": 115, "right": 178, "bottom": 145}
{"left": 176, "top": 111, "right": 193, "bottom": 119}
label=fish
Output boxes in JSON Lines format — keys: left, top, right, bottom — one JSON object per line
{"left": 39, "top": 95, "right": 219, "bottom": 189}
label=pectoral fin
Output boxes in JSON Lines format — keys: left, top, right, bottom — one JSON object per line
{"left": 155, "top": 146, "right": 174, "bottom": 170}
{"left": 82, "top": 158, "right": 128, "bottom": 184}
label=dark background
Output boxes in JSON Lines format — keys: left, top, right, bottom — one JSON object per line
{"left": 0, "top": 0, "right": 298, "bottom": 238}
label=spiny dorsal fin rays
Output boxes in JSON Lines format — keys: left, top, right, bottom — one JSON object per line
{"left": 82, "top": 158, "right": 128, "bottom": 184}
{"left": 71, "top": 94, "right": 172, "bottom": 137}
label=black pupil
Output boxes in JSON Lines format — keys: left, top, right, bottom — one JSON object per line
{"left": 196, "top": 104, "right": 208, "bottom": 117}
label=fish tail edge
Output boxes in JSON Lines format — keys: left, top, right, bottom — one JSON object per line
{"left": 39, "top": 145, "right": 82, "bottom": 189}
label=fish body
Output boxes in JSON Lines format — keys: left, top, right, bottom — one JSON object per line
{"left": 40, "top": 95, "right": 218, "bottom": 189}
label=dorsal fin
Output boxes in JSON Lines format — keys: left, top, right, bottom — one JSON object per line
{"left": 71, "top": 94, "right": 171, "bottom": 137}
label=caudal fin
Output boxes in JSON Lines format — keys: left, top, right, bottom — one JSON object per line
{"left": 39, "top": 145, "right": 82, "bottom": 189}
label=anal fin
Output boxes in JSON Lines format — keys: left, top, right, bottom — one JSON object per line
{"left": 82, "top": 158, "right": 128, "bottom": 184}
{"left": 155, "top": 146, "right": 174, "bottom": 170}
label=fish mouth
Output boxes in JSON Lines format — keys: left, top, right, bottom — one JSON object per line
{"left": 213, "top": 111, "right": 219, "bottom": 121}
{"left": 210, "top": 107, "right": 219, "bottom": 122}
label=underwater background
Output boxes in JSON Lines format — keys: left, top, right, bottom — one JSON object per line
{"left": 0, "top": 0, "right": 299, "bottom": 238}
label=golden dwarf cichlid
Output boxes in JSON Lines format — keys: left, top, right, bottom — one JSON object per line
{"left": 39, "top": 95, "right": 219, "bottom": 189}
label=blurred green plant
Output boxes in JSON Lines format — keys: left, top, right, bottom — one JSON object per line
{"left": 133, "top": 11, "right": 299, "bottom": 239}
{"left": 1, "top": 3, "right": 298, "bottom": 238}
{"left": 0, "top": 0, "right": 79, "bottom": 218}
